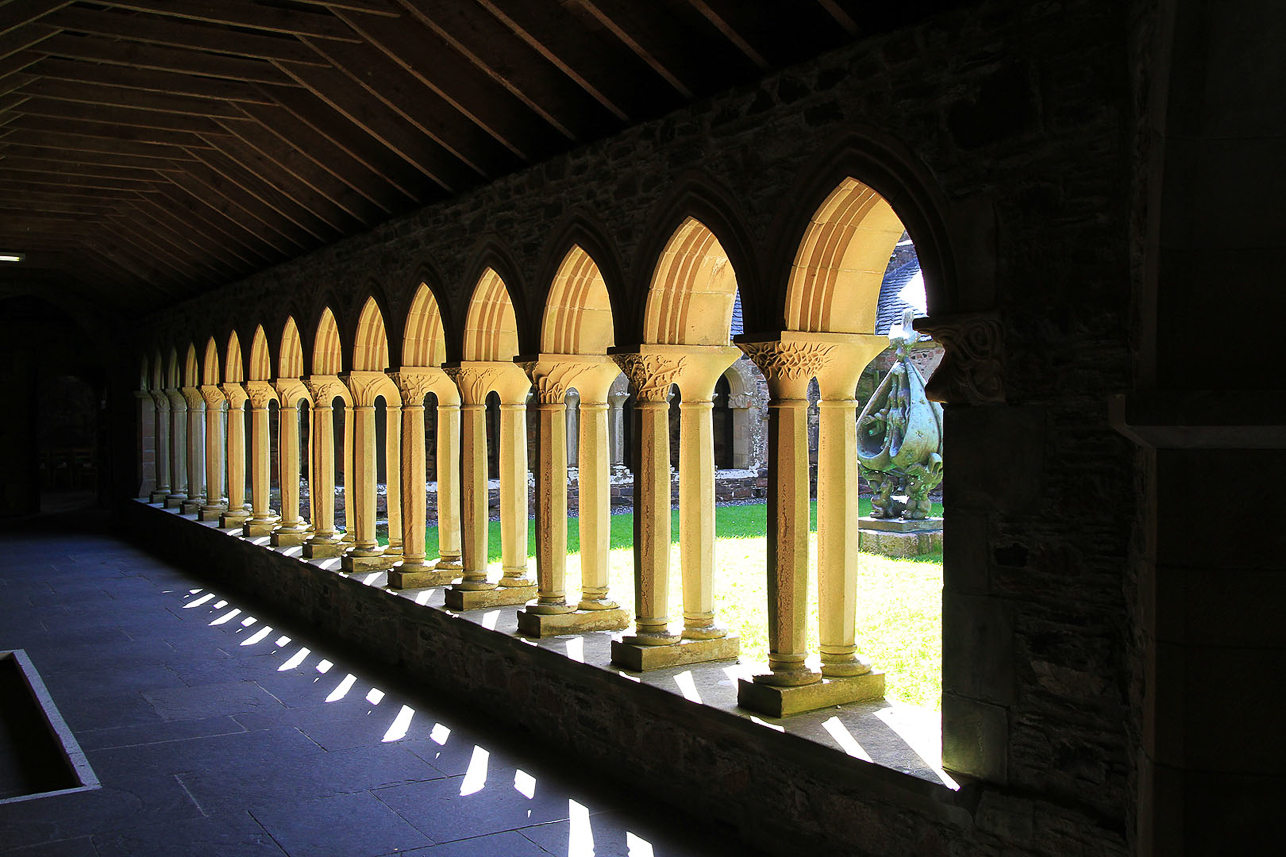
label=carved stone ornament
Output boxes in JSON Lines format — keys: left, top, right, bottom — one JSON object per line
{"left": 221, "top": 382, "right": 248, "bottom": 408}
{"left": 181, "top": 386, "right": 206, "bottom": 409}
{"left": 739, "top": 340, "right": 832, "bottom": 383}
{"left": 305, "top": 376, "right": 348, "bottom": 405}
{"left": 165, "top": 388, "right": 186, "bottom": 410}
{"left": 445, "top": 365, "right": 501, "bottom": 404}
{"left": 150, "top": 390, "right": 171, "bottom": 411}
{"left": 611, "top": 353, "right": 686, "bottom": 402}
{"left": 914, "top": 311, "right": 1004, "bottom": 405}
{"left": 199, "top": 385, "right": 225, "bottom": 409}
{"left": 389, "top": 371, "right": 437, "bottom": 406}
{"left": 525, "top": 361, "right": 598, "bottom": 405}
{"left": 244, "top": 382, "right": 277, "bottom": 410}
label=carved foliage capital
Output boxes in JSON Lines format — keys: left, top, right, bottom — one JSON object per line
{"left": 149, "top": 390, "right": 171, "bottom": 411}
{"left": 738, "top": 340, "right": 832, "bottom": 383}
{"left": 445, "top": 365, "right": 500, "bottom": 405}
{"left": 181, "top": 386, "right": 205, "bottom": 409}
{"left": 389, "top": 371, "right": 437, "bottom": 405}
{"left": 221, "top": 383, "right": 248, "bottom": 408}
{"left": 305, "top": 376, "right": 347, "bottom": 405}
{"left": 200, "top": 385, "right": 226, "bottom": 409}
{"left": 915, "top": 312, "right": 1004, "bottom": 404}
{"left": 244, "top": 381, "right": 277, "bottom": 410}
{"left": 611, "top": 353, "right": 686, "bottom": 403}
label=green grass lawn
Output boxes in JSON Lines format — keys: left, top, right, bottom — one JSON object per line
{"left": 388, "top": 500, "right": 944, "bottom": 710}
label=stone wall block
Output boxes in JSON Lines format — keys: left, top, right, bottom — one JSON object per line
{"left": 942, "top": 692, "right": 1009, "bottom": 784}
{"left": 943, "top": 405, "right": 1045, "bottom": 514}
{"left": 943, "top": 591, "right": 1015, "bottom": 706}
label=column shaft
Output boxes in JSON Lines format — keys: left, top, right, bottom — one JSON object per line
{"left": 627, "top": 401, "right": 677, "bottom": 644}
{"left": 350, "top": 404, "right": 379, "bottom": 552}
{"left": 399, "top": 404, "right": 427, "bottom": 566}
{"left": 532, "top": 402, "right": 570, "bottom": 611}
{"left": 578, "top": 402, "right": 615, "bottom": 608}
{"left": 279, "top": 404, "right": 303, "bottom": 529}
{"left": 203, "top": 398, "right": 223, "bottom": 510}
{"left": 312, "top": 403, "right": 337, "bottom": 539}
{"left": 385, "top": 404, "right": 402, "bottom": 554}
{"left": 679, "top": 399, "right": 723, "bottom": 639}
{"left": 249, "top": 405, "right": 273, "bottom": 520}
{"left": 187, "top": 399, "right": 205, "bottom": 504}
{"left": 154, "top": 401, "right": 171, "bottom": 494}
{"left": 761, "top": 397, "right": 818, "bottom": 685}
{"left": 498, "top": 403, "right": 531, "bottom": 585}
{"left": 459, "top": 404, "right": 489, "bottom": 587}
{"left": 816, "top": 398, "right": 865, "bottom": 676}
{"left": 436, "top": 404, "right": 462, "bottom": 567}
{"left": 226, "top": 402, "right": 246, "bottom": 511}
{"left": 341, "top": 405, "right": 353, "bottom": 538}
{"left": 170, "top": 396, "right": 187, "bottom": 498}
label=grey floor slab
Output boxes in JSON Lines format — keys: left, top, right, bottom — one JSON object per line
{"left": 252, "top": 791, "right": 433, "bottom": 857}
{"left": 0, "top": 526, "right": 770, "bottom": 857}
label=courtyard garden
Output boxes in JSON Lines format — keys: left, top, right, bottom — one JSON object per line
{"left": 395, "top": 500, "right": 944, "bottom": 710}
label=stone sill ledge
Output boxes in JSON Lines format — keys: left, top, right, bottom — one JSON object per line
{"left": 123, "top": 499, "right": 973, "bottom": 850}
{"left": 1111, "top": 391, "right": 1286, "bottom": 448}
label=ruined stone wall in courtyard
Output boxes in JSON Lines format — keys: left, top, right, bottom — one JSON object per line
{"left": 137, "top": 1, "right": 1144, "bottom": 854}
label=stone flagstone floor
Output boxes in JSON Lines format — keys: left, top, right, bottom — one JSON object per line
{"left": 0, "top": 515, "right": 764, "bottom": 857}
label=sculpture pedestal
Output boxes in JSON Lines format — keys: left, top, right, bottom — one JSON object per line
{"left": 610, "top": 635, "right": 740, "bottom": 671}
{"left": 517, "top": 607, "right": 630, "bottom": 638}
{"left": 737, "top": 672, "right": 885, "bottom": 718}
{"left": 859, "top": 516, "right": 943, "bottom": 558}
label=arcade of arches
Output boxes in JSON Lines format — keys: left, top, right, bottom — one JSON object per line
{"left": 133, "top": 184, "right": 909, "bottom": 710}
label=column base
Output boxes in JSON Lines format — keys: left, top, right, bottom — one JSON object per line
{"left": 444, "top": 583, "right": 537, "bottom": 611}
{"left": 341, "top": 551, "right": 396, "bottom": 573}
{"left": 387, "top": 564, "right": 460, "bottom": 590}
{"left": 180, "top": 500, "right": 203, "bottom": 516}
{"left": 611, "top": 635, "right": 740, "bottom": 672}
{"left": 219, "top": 510, "right": 250, "bottom": 528}
{"left": 197, "top": 505, "right": 226, "bottom": 522}
{"left": 149, "top": 491, "right": 168, "bottom": 504}
{"left": 270, "top": 529, "right": 308, "bottom": 547}
{"left": 164, "top": 496, "right": 186, "bottom": 509}
{"left": 736, "top": 671, "right": 885, "bottom": 718}
{"left": 303, "top": 539, "right": 345, "bottom": 559}
{"left": 242, "top": 517, "right": 279, "bottom": 537}
{"left": 517, "top": 607, "right": 630, "bottom": 638}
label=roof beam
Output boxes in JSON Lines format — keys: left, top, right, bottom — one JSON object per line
{"left": 26, "top": 57, "right": 279, "bottom": 104}
{"left": 0, "top": 154, "right": 168, "bottom": 183}
{"left": 9, "top": 103, "right": 238, "bottom": 142}
{"left": 127, "top": 193, "right": 262, "bottom": 271}
{"left": 16, "top": 78, "right": 251, "bottom": 120}
{"left": 185, "top": 144, "right": 340, "bottom": 241}
{"left": 0, "top": 127, "right": 204, "bottom": 161}
{"left": 124, "top": 200, "right": 248, "bottom": 282}
{"left": 296, "top": 36, "right": 517, "bottom": 174}
{"left": 0, "top": 142, "right": 188, "bottom": 172}
{"left": 0, "top": 0, "right": 70, "bottom": 37}
{"left": 94, "top": 1, "right": 362, "bottom": 42}
{"left": 333, "top": 6, "right": 566, "bottom": 157}
{"left": 162, "top": 161, "right": 314, "bottom": 252}
{"left": 46, "top": 7, "right": 332, "bottom": 66}
{"left": 38, "top": 32, "right": 300, "bottom": 84}
{"left": 0, "top": 23, "right": 56, "bottom": 62}
{"left": 271, "top": 60, "right": 472, "bottom": 192}
{"left": 148, "top": 182, "right": 280, "bottom": 266}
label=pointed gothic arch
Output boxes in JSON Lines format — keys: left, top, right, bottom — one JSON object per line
{"left": 403, "top": 283, "right": 447, "bottom": 367}
{"left": 643, "top": 217, "right": 739, "bottom": 346}
{"left": 542, "top": 245, "right": 615, "bottom": 354}
{"left": 463, "top": 268, "right": 519, "bottom": 362}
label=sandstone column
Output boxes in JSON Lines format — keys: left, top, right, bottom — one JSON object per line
{"left": 271, "top": 381, "right": 310, "bottom": 546}
{"left": 219, "top": 383, "right": 250, "bottom": 527}
{"left": 303, "top": 379, "right": 344, "bottom": 558}
{"left": 384, "top": 400, "right": 402, "bottom": 558}
{"left": 242, "top": 382, "right": 280, "bottom": 537}
{"left": 181, "top": 386, "right": 205, "bottom": 515}
{"left": 149, "top": 390, "right": 171, "bottom": 503}
{"left": 435, "top": 401, "right": 462, "bottom": 571}
{"left": 444, "top": 363, "right": 536, "bottom": 610}
{"left": 165, "top": 387, "right": 187, "bottom": 506}
{"left": 198, "top": 385, "right": 227, "bottom": 521}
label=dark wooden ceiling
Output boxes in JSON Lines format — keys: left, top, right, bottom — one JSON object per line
{"left": 0, "top": 0, "right": 918, "bottom": 312}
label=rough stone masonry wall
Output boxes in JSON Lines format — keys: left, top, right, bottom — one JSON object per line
{"left": 135, "top": 1, "right": 1142, "bottom": 854}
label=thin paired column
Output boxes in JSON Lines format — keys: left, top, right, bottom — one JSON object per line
{"left": 219, "top": 383, "right": 250, "bottom": 528}
{"left": 341, "top": 372, "right": 401, "bottom": 573}
{"left": 180, "top": 386, "right": 205, "bottom": 515}
{"left": 242, "top": 382, "right": 280, "bottom": 537}
{"left": 444, "top": 363, "right": 535, "bottom": 610}
{"left": 149, "top": 390, "right": 171, "bottom": 503}
{"left": 517, "top": 357, "right": 627, "bottom": 637}
{"left": 270, "top": 380, "right": 310, "bottom": 547}
{"left": 735, "top": 333, "right": 888, "bottom": 717}
{"left": 610, "top": 345, "right": 740, "bottom": 670}
{"left": 198, "top": 385, "right": 226, "bottom": 521}
{"left": 164, "top": 387, "right": 187, "bottom": 507}
{"left": 303, "top": 377, "right": 347, "bottom": 559}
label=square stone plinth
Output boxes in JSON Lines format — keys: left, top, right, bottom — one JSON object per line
{"left": 302, "top": 540, "right": 345, "bottom": 559}
{"left": 180, "top": 500, "right": 202, "bottom": 516}
{"left": 444, "top": 584, "right": 537, "bottom": 611}
{"left": 271, "top": 530, "right": 308, "bottom": 547}
{"left": 197, "top": 507, "right": 225, "bottom": 522}
{"left": 736, "top": 672, "right": 886, "bottom": 718}
{"left": 611, "top": 635, "right": 740, "bottom": 672}
{"left": 149, "top": 491, "right": 168, "bottom": 504}
{"left": 858, "top": 528, "right": 943, "bottom": 558}
{"left": 387, "top": 566, "right": 460, "bottom": 590}
{"left": 243, "top": 519, "right": 278, "bottom": 537}
{"left": 219, "top": 512, "right": 249, "bottom": 529}
{"left": 341, "top": 552, "right": 395, "bottom": 573}
{"left": 164, "top": 497, "right": 185, "bottom": 509}
{"left": 517, "top": 607, "right": 630, "bottom": 638}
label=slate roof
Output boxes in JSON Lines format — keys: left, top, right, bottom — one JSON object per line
{"left": 875, "top": 254, "right": 929, "bottom": 339}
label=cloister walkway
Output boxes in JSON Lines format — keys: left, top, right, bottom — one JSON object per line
{"left": 0, "top": 513, "right": 760, "bottom": 857}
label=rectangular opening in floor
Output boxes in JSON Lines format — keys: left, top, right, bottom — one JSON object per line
{"left": 0, "top": 650, "right": 99, "bottom": 804}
